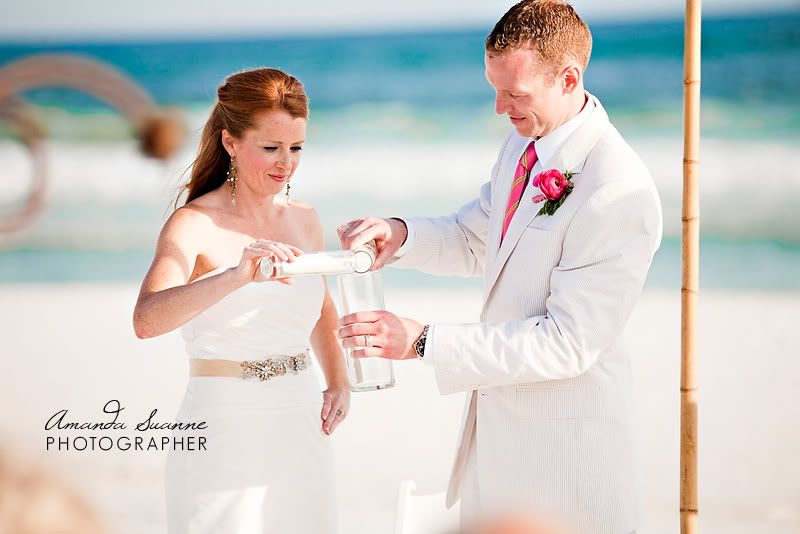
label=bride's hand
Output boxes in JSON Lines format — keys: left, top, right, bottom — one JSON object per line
{"left": 234, "top": 239, "right": 304, "bottom": 285}
{"left": 321, "top": 383, "right": 350, "bottom": 435}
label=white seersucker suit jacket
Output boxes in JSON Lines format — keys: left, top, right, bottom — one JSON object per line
{"left": 390, "top": 93, "right": 662, "bottom": 533}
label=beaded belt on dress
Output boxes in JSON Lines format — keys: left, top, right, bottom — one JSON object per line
{"left": 189, "top": 351, "right": 309, "bottom": 382}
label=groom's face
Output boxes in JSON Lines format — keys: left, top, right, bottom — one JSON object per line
{"left": 485, "top": 48, "right": 570, "bottom": 138}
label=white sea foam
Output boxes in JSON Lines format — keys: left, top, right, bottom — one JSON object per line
{"left": 0, "top": 136, "right": 798, "bottom": 250}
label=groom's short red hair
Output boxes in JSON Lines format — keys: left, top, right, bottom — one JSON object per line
{"left": 486, "top": 0, "right": 592, "bottom": 82}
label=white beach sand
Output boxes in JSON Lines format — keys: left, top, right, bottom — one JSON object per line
{"left": 1, "top": 285, "right": 798, "bottom": 533}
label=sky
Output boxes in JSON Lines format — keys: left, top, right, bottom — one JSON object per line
{"left": 0, "top": 0, "right": 797, "bottom": 40}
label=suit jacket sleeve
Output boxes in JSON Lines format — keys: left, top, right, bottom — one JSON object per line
{"left": 426, "top": 178, "right": 663, "bottom": 395}
{"left": 388, "top": 133, "right": 514, "bottom": 277}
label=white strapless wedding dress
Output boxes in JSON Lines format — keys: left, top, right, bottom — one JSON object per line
{"left": 165, "top": 268, "right": 338, "bottom": 534}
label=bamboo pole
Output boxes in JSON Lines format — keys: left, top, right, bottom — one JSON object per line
{"left": 681, "top": 0, "right": 701, "bottom": 532}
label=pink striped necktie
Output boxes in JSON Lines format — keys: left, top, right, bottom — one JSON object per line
{"left": 500, "top": 140, "right": 538, "bottom": 244}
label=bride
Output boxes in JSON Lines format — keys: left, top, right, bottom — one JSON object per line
{"left": 132, "top": 67, "right": 348, "bottom": 533}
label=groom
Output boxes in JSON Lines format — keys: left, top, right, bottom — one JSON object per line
{"left": 337, "top": 1, "right": 662, "bottom": 532}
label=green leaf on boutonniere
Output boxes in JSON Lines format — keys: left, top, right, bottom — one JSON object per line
{"left": 536, "top": 179, "right": 575, "bottom": 217}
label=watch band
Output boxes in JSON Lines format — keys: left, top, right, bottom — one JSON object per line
{"left": 414, "top": 324, "right": 430, "bottom": 359}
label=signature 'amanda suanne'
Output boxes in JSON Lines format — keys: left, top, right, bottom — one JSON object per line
{"left": 44, "top": 400, "right": 207, "bottom": 432}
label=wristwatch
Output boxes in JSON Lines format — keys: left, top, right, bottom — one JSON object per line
{"left": 414, "top": 325, "right": 430, "bottom": 359}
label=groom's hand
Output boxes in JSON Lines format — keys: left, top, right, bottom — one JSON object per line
{"left": 338, "top": 310, "right": 423, "bottom": 360}
{"left": 337, "top": 217, "right": 408, "bottom": 270}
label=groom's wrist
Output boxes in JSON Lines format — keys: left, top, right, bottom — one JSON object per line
{"left": 388, "top": 217, "right": 408, "bottom": 246}
{"left": 390, "top": 218, "right": 415, "bottom": 260}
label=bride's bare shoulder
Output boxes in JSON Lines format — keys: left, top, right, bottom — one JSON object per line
{"left": 287, "top": 199, "right": 320, "bottom": 225}
{"left": 171, "top": 189, "right": 229, "bottom": 228}
{"left": 162, "top": 197, "right": 219, "bottom": 241}
{"left": 286, "top": 199, "right": 324, "bottom": 248}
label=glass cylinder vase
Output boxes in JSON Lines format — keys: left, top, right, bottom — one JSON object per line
{"left": 336, "top": 270, "right": 395, "bottom": 392}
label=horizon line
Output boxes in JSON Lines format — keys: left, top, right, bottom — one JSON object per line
{"left": 0, "top": 6, "right": 797, "bottom": 46}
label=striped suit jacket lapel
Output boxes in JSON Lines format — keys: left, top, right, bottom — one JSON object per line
{"left": 484, "top": 95, "right": 611, "bottom": 302}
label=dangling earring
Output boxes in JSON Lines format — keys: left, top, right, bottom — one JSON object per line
{"left": 226, "top": 155, "right": 237, "bottom": 207}
{"left": 285, "top": 180, "right": 291, "bottom": 200}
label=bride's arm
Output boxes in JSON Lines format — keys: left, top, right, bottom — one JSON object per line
{"left": 304, "top": 206, "right": 350, "bottom": 434}
{"left": 311, "top": 288, "right": 349, "bottom": 390}
{"left": 133, "top": 207, "right": 282, "bottom": 339}
{"left": 133, "top": 207, "right": 246, "bottom": 338}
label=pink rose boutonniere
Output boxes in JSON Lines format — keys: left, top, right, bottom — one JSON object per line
{"left": 532, "top": 169, "right": 577, "bottom": 216}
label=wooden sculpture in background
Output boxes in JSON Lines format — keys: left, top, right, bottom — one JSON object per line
{"left": 0, "top": 53, "right": 185, "bottom": 233}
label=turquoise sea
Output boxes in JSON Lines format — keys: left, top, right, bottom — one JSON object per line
{"left": 0, "top": 10, "right": 798, "bottom": 288}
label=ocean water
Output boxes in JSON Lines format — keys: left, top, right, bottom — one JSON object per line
{"left": 0, "top": 10, "right": 798, "bottom": 287}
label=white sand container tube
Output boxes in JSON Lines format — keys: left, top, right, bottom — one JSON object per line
{"left": 259, "top": 242, "right": 378, "bottom": 279}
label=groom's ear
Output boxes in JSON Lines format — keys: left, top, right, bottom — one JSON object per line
{"left": 560, "top": 64, "right": 582, "bottom": 94}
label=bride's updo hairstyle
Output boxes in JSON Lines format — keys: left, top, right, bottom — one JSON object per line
{"left": 177, "top": 68, "right": 309, "bottom": 207}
